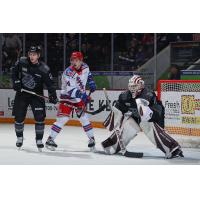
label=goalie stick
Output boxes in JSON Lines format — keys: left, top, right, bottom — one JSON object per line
{"left": 103, "top": 88, "right": 143, "bottom": 158}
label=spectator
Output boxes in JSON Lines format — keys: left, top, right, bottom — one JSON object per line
{"left": 3, "top": 33, "right": 22, "bottom": 72}
{"left": 168, "top": 65, "right": 181, "bottom": 80}
{"left": 135, "top": 46, "right": 145, "bottom": 68}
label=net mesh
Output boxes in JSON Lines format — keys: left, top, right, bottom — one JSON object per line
{"left": 158, "top": 80, "right": 200, "bottom": 147}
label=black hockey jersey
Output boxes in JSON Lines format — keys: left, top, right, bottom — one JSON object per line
{"left": 115, "top": 88, "right": 165, "bottom": 127}
{"left": 12, "top": 57, "right": 56, "bottom": 95}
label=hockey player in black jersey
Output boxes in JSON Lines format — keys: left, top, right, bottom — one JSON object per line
{"left": 12, "top": 46, "right": 58, "bottom": 151}
{"left": 102, "top": 75, "right": 183, "bottom": 159}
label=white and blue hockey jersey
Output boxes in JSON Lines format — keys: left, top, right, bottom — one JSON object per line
{"left": 60, "top": 63, "right": 93, "bottom": 103}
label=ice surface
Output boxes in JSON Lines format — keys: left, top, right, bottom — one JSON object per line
{"left": 0, "top": 124, "right": 199, "bottom": 165}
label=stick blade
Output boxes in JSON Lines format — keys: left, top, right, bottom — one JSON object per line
{"left": 123, "top": 151, "right": 143, "bottom": 158}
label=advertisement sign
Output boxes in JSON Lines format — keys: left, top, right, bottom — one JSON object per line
{"left": 162, "top": 91, "right": 200, "bottom": 129}
{"left": 0, "top": 89, "right": 123, "bottom": 122}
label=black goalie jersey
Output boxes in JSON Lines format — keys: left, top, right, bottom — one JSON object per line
{"left": 115, "top": 88, "right": 165, "bottom": 128}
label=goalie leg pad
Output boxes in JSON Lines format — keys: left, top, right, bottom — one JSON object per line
{"left": 121, "top": 117, "right": 141, "bottom": 147}
{"left": 102, "top": 117, "right": 140, "bottom": 154}
{"left": 140, "top": 121, "right": 181, "bottom": 158}
{"left": 103, "top": 106, "right": 123, "bottom": 132}
{"left": 101, "top": 131, "right": 120, "bottom": 154}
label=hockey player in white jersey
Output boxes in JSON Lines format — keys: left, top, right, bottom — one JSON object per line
{"left": 45, "top": 51, "right": 96, "bottom": 151}
{"left": 102, "top": 75, "right": 184, "bottom": 159}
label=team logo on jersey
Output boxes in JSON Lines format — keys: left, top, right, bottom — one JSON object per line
{"left": 49, "top": 73, "right": 53, "bottom": 80}
{"left": 22, "top": 74, "right": 36, "bottom": 89}
{"left": 35, "top": 74, "right": 42, "bottom": 78}
{"left": 125, "top": 103, "right": 131, "bottom": 106}
{"left": 181, "top": 95, "right": 200, "bottom": 114}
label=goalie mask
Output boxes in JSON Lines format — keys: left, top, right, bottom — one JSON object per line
{"left": 128, "top": 75, "right": 144, "bottom": 98}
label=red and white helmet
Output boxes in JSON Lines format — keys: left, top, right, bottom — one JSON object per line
{"left": 128, "top": 75, "right": 144, "bottom": 98}
{"left": 70, "top": 51, "right": 83, "bottom": 61}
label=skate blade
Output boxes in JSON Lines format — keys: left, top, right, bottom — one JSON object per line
{"left": 38, "top": 148, "right": 43, "bottom": 152}
{"left": 17, "top": 147, "right": 22, "bottom": 151}
{"left": 90, "top": 146, "right": 97, "bottom": 153}
{"left": 45, "top": 144, "right": 56, "bottom": 151}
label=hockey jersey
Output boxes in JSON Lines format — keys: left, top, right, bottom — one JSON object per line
{"left": 60, "top": 63, "right": 93, "bottom": 103}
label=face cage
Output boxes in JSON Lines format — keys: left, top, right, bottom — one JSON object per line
{"left": 128, "top": 83, "right": 142, "bottom": 98}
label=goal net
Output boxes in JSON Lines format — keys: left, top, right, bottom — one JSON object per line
{"left": 157, "top": 80, "right": 200, "bottom": 148}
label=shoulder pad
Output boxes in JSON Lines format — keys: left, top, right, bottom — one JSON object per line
{"left": 19, "top": 57, "right": 29, "bottom": 65}
{"left": 65, "top": 67, "right": 76, "bottom": 78}
{"left": 140, "top": 88, "right": 155, "bottom": 102}
{"left": 39, "top": 62, "right": 50, "bottom": 73}
{"left": 82, "top": 63, "right": 89, "bottom": 70}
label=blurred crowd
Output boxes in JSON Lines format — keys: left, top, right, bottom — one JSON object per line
{"left": 0, "top": 33, "right": 198, "bottom": 75}
{"left": 2, "top": 33, "right": 22, "bottom": 73}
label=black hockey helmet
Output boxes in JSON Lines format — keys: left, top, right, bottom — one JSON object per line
{"left": 28, "top": 46, "right": 41, "bottom": 54}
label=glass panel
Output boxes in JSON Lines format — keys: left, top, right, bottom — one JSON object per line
{"left": 114, "top": 33, "right": 154, "bottom": 71}
{"left": 25, "top": 33, "right": 44, "bottom": 59}
{"left": 81, "top": 33, "right": 111, "bottom": 71}
{"left": 47, "top": 33, "right": 64, "bottom": 77}
{"left": 65, "top": 33, "right": 79, "bottom": 66}
{"left": 0, "top": 33, "right": 23, "bottom": 88}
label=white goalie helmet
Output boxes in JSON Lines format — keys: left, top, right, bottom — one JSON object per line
{"left": 128, "top": 75, "right": 145, "bottom": 98}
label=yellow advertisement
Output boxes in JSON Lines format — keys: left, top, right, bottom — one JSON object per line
{"left": 182, "top": 116, "right": 200, "bottom": 125}
{"left": 181, "top": 95, "right": 200, "bottom": 114}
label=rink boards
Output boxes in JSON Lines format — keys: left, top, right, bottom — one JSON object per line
{"left": 0, "top": 89, "right": 122, "bottom": 127}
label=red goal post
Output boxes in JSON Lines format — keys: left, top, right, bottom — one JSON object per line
{"left": 157, "top": 80, "right": 200, "bottom": 147}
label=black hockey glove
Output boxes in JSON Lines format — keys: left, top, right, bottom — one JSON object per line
{"left": 13, "top": 80, "right": 21, "bottom": 92}
{"left": 49, "top": 93, "right": 58, "bottom": 104}
{"left": 128, "top": 108, "right": 140, "bottom": 119}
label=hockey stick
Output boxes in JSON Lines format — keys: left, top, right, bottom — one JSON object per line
{"left": 85, "top": 104, "right": 106, "bottom": 115}
{"left": 77, "top": 91, "right": 92, "bottom": 118}
{"left": 103, "top": 88, "right": 143, "bottom": 158}
{"left": 21, "top": 88, "right": 105, "bottom": 116}
{"left": 21, "top": 89, "right": 50, "bottom": 100}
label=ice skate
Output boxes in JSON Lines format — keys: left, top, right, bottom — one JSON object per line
{"left": 36, "top": 140, "right": 44, "bottom": 152}
{"left": 88, "top": 137, "right": 96, "bottom": 152}
{"left": 16, "top": 137, "right": 23, "bottom": 150}
{"left": 170, "top": 148, "right": 184, "bottom": 159}
{"left": 45, "top": 136, "right": 58, "bottom": 151}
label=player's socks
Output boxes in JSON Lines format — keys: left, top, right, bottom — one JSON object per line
{"left": 15, "top": 122, "right": 24, "bottom": 148}
{"left": 83, "top": 124, "right": 96, "bottom": 149}
{"left": 50, "top": 124, "right": 62, "bottom": 140}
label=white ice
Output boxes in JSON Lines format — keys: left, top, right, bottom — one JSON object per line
{"left": 0, "top": 124, "right": 199, "bottom": 164}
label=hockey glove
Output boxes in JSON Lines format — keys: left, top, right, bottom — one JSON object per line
{"left": 88, "top": 72, "right": 96, "bottom": 93}
{"left": 49, "top": 93, "right": 58, "bottom": 104}
{"left": 75, "top": 90, "right": 91, "bottom": 104}
{"left": 128, "top": 108, "right": 140, "bottom": 119}
{"left": 81, "top": 92, "right": 91, "bottom": 104}
{"left": 13, "top": 80, "right": 21, "bottom": 92}
{"left": 89, "top": 81, "right": 96, "bottom": 93}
